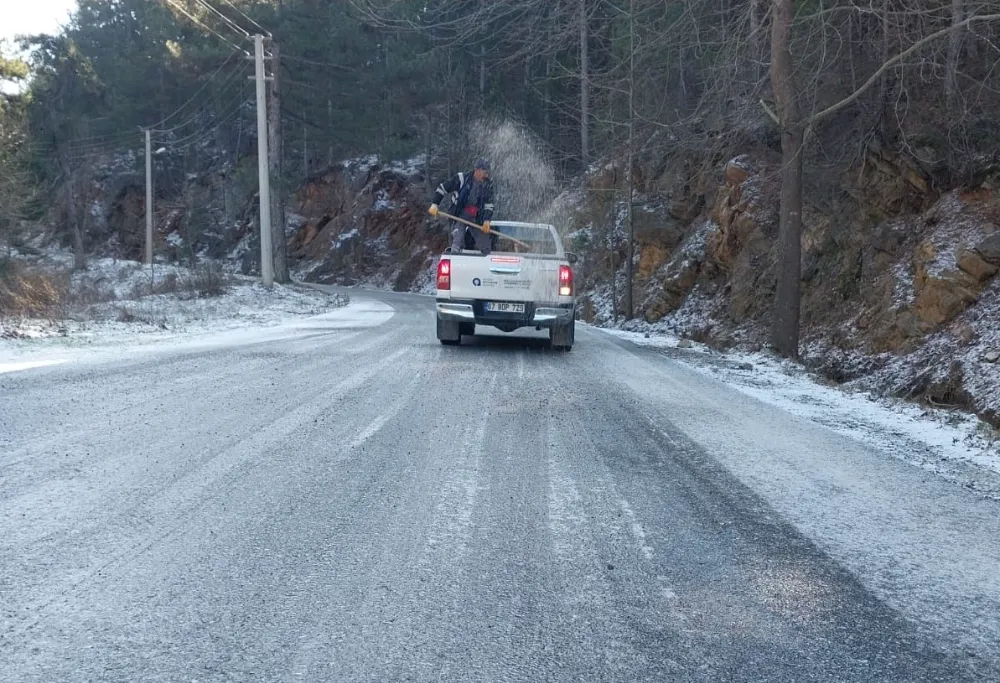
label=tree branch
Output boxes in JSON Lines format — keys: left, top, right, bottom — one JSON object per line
{"left": 807, "top": 12, "right": 1000, "bottom": 126}
{"left": 760, "top": 99, "right": 780, "bottom": 124}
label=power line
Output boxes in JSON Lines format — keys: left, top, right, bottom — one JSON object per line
{"left": 21, "top": 131, "right": 137, "bottom": 154}
{"left": 33, "top": 142, "right": 142, "bottom": 166}
{"left": 20, "top": 129, "right": 137, "bottom": 152}
{"left": 27, "top": 83, "right": 251, "bottom": 166}
{"left": 150, "top": 62, "right": 252, "bottom": 134}
{"left": 192, "top": 0, "right": 251, "bottom": 38}
{"left": 154, "top": 83, "right": 252, "bottom": 149}
{"left": 219, "top": 0, "right": 271, "bottom": 37}
{"left": 281, "top": 53, "right": 355, "bottom": 71}
{"left": 54, "top": 130, "right": 136, "bottom": 145}
{"left": 143, "top": 48, "right": 243, "bottom": 131}
{"left": 165, "top": 107, "right": 250, "bottom": 153}
{"left": 164, "top": 0, "right": 250, "bottom": 55}
{"left": 159, "top": 97, "right": 249, "bottom": 150}
{"left": 36, "top": 89, "right": 249, "bottom": 164}
{"left": 27, "top": 80, "right": 248, "bottom": 163}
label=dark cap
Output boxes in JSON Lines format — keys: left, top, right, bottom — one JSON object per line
{"left": 474, "top": 157, "right": 490, "bottom": 171}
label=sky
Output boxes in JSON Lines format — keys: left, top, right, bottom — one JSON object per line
{"left": 1, "top": 0, "right": 76, "bottom": 44}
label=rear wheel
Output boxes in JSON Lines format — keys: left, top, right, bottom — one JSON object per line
{"left": 459, "top": 322, "right": 475, "bottom": 337}
{"left": 437, "top": 316, "right": 461, "bottom": 345}
{"left": 549, "top": 317, "right": 575, "bottom": 351}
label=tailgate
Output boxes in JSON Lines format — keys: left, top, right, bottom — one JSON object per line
{"left": 450, "top": 254, "right": 561, "bottom": 302}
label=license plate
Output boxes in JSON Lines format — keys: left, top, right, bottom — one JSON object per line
{"left": 485, "top": 301, "right": 525, "bottom": 313}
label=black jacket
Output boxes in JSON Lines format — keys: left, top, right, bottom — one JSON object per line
{"left": 432, "top": 171, "right": 495, "bottom": 225}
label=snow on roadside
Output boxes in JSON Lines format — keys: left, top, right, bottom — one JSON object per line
{"left": 599, "top": 327, "right": 1000, "bottom": 498}
{"left": 0, "top": 297, "right": 391, "bottom": 376}
{"left": 1, "top": 261, "right": 348, "bottom": 360}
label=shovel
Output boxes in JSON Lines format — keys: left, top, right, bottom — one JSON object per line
{"left": 435, "top": 210, "right": 531, "bottom": 249}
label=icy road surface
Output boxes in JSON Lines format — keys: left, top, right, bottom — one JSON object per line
{"left": 1, "top": 289, "right": 998, "bottom": 682}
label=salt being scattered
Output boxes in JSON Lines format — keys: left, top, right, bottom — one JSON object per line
{"left": 469, "top": 119, "right": 558, "bottom": 224}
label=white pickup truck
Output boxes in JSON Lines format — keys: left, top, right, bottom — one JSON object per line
{"left": 435, "top": 221, "right": 578, "bottom": 351}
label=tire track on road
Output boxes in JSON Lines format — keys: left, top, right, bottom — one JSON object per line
{"left": 2, "top": 343, "right": 414, "bottom": 647}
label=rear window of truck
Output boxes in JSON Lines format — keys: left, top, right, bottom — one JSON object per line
{"left": 492, "top": 226, "right": 558, "bottom": 255}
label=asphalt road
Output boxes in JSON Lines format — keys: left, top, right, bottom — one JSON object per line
{"left": 2, "top": 289, "right": 998, "bottom": 682}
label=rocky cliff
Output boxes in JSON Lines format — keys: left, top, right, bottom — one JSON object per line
{"left": 287, "top": 157, "right": 446, "bottom": 292}
{"left": 563, "top": 149, "right": 1000, "bottom": 428}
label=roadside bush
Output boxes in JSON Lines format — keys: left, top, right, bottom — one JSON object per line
{"left": 124, "top": 263, "right": 228, "bottom": 300}
{"left": 115, "top": 303, "right": 160, "bottom": 325}
{"left": 152, "top": 272, "right": 180, "bottom": 296}
{"left": 68, "top": 277, "right": 117, "bottom": 307}
{"left": 189, "top": 262, "right": 228, "bottom": 298}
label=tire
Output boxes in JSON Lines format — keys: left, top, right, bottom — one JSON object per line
{"left": 437, "top": 315, "right": 461, "bottom": 345}
{"left": 459, "top": 322, "right": 475, "bottom": 337}
{"left": 549, "top": 317, "right": 575, "bottom": 351}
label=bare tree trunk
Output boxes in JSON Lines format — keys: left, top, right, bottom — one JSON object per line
{"left": 625, "top": 144, "right": 634, "bottom": 320}
{"left": 327, "top": 98, "right": 334, "bottom": 167}
{"left": 479, "top": 0, "right": 487, "bottom": 103}
{"left": 677, "top": 43, "right": 687, "bottom": 110}
{"left": 880, "top": 0, "right": 890, "bottom": 102}
{"left": 303, "top": 123, "right": 308, "bottom": 178}
{"left": 480, "top": 45, "right": 487, "bottom": 99}
{"left": 945, "top": 0, "right": 964, "bottom": 112}
{"left": 446, "top": 49, "right": 454, "bottom": 175}
{"left": 543, "top": 52, "right": 552, "bottom": 143}
{"left": 183, "top": 178, "right": 195, "bottom": 268}
{"left": 579, "top": 0, "right": 589, "bottom": 166}
{"left": 750, "top": 0, "right": 766, "bottom": 83}
{"left": 424, "top": 114, "right": 433, "bottom": 197}
{"left": 269, "top": 41, "right": 289, "bottom": 283}
{"left": 770, "top": 0, "right": 802, "bottom": 358}
{"left": 382, "top": 40, "right": 391, "bottom": 151}
{"left": 459, "top": 80, "right": 468, "bottom": 162}
{"left": 66, "top": 168, "right": 86, "bottom": 271}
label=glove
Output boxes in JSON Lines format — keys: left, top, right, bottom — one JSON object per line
{"left": 428, "top": 203, "right": 439, "bottom": 217}
{"left": 482, "top": 220, "right": 491, "bottom": 234}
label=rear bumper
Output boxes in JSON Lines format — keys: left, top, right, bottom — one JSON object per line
{"left": 436, "top": 302, "right": 477, "bottom": 321}
{"left": 436, "top": 300, "right": 574, "bottom": 327}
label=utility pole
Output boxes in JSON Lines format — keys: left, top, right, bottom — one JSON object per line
{"left": 144, "top": 129, "right": 153, "bottom": 266}
{"left": 624, "top": 0, "right": 636, "bottom": 320}
{"left": 253, "top": 34, "right": 273, "bottom": 286}
{"left": 579, "top": 0, "right": 589, "bottom": 167}
{"left": 269, "top": 39, "right": 289, "bottom": 283}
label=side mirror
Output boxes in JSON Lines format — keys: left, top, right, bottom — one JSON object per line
{"left": 565, "top": 252, "right": 579, "bottom": 265}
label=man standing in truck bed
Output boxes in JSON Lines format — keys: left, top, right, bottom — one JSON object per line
{"left": 428, "top": 158, "right": 495, "bottom": 253}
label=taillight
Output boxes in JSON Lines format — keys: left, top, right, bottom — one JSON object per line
{"left": 559, "top": 265, "right": 573, "bottom": 296}
{"left": 437, "top": 258, "right": 451, "bottom": 290}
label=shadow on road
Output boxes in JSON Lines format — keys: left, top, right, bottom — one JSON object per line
{"left": 448, "top": 331, "right": 564, "bottom": 354}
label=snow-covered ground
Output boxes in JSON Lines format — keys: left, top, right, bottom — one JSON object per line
{"left": 1, "top": 255, "right": 350, "bottom": 367}
{"left": 599, "top": 326, "right": 1000, "bottom": 499}
{"left": 0, "top": 298, "right": 397, "bottom": 377}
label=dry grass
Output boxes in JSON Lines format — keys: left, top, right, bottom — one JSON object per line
{"left": 0, "top": 259, "right": 67, "bottom": 318}
{"left": 114, "top": 303, "right": 162, "bottom": 326}
{"left": 2, "top": 257, "right": 231, "bottom": 327}
{"left": 127, "top": 263, "right": 229, "bottom": 300}
{"left": 66, "top": 278, "right": 117, "bottom": 308}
